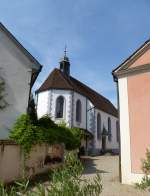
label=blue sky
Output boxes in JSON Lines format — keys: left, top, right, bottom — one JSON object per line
{"left": 0, "top": 0, "right": 150, "bottom": 106}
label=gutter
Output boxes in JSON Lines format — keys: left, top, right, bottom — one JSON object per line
{"left": 27, "top": 65, "right": 42, "bottom": 112}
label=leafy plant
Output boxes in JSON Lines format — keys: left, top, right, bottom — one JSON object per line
{"left": 0, "top": 153, "right": 102, "bottom": 195}
{"left": 9, "top": 114, "right": 82, "bottom": 154}
{"left": 48, "top": 152, "right": 102, "bottom": 196}
{"left": 28, "top": 95, "right": 38, "bottom": 124}
{"left": 142, "top": 149, "right": 150, "bottom": 174}
{"left": 9, "top": 114, "right": 38, "bottom": 155}
{"left": 135, "top": 149, "right": 150, "bottom": 191}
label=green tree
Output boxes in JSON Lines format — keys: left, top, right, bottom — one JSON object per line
{"left": 28, "top": 94, "right": 37, "bottom": 124}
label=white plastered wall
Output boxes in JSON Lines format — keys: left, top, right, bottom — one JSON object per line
{"left": 118, "top": 77, "right": 145, "bottom": 184}
{"left": 73, "top": 92, "right": 86, "bottom": 129}
{"left": 50, "top": 89, "right": 72, "bottom": 127}
{"left": 37, "top": 89, "right": 72, "bottom": 127}
{"left": 0, "top": 28, "right": 33, "bottom": 138}
{"left": 94, "top": 109, "right": 119, "bottom": 151}
{"left": 37, "top": 91, "right": 49, "bottom": 118}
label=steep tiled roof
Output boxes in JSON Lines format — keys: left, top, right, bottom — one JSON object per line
{"left": 37, "top": 68, "right": 118, "bottom": 117}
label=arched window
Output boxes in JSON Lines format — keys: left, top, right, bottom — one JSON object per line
{"left": 108, "top": 117, "right": 112, "bottom": 141}
{"left": 76, "top": 99, "right": 81, "bottom": 122}
{"left": 97, "top": 113, "right": 101, "bottom": 139}
{"left": 116, "top": 121, "right": 120, "bottom": 142}
{"left": 55, "top": 96, "right": 64, "bottom": 118}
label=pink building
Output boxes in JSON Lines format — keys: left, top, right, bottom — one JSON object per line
{"left": 112, "top": 40, "right": 150, "bottom": 184}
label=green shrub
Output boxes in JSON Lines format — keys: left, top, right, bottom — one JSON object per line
{"left": 0, "top": 153, "right": 102, "bottom": 195}
{"left": 9, "top": 114, "right": 38, "bottom": 154}
{"left": 48, "top": 152, "right": 102, "bottom": 196}
{"left": 135, "top": 175, "right": 150, "bottom": 190}
{"left": 28, "top": 96, "right": 38, "bottom": 124}
{"left": 135, "top": 149, "right": 150, "bottom": 191}
{"left": 142, "top": 149, "right": 150, "bottom": 174}
{"left": 9, "top": 114, "right": 82, "bottom": 154}
{"left": 38, "top": 115, "right": 56, "bottom": 128}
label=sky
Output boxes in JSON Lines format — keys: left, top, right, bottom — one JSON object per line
{"left": 0, "top": 0, "right": 150, "bottom": 106}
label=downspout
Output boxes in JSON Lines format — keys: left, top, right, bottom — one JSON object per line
{"left": 113, "top": 74, "right": 122, "bottom": 183}
{"left": 27, "top": 65, "right": 42, "bottom": 113}
{"left": 71, "top": 90, "right": 74, "bottom": 128}
{"left": 86, "top": 97, "right": 88, "bottom": 130}
{"left": 116, "top": 80, "right": 122, "bottom": 183}
{"left": 85, "top": 98, "right": 88, "bottom": 151}
{"left": 27, "top": 70, "right": 33, "bottom": 113}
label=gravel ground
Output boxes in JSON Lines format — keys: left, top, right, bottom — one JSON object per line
{"left": 82, "top": 155, "right": 150, "bottom": 196}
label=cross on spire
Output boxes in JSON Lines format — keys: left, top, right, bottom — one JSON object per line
{"left": 64, "top": 45, "right": 67, "bottom": 57}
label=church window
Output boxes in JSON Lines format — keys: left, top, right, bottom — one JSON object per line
{"left": 116, "top": 120, "right": 120, "bottom": 142}
{"left": 108, "top": 117, "right": 112, "bottom": 141}
{"left": 55, "top": 96, "right": 64, "bottom": 118}
{"left": 76, "top": 99, "right": 82, "bottom": 122}
{"left": 97, "top": 113, "right": 101, "bottom": 139}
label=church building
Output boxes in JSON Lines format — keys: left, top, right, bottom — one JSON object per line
{"left": 36, "top": 53, "right": 119, "bottom": 154}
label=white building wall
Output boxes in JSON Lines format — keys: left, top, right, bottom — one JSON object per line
{"left": 73, "top": 92, "right": 86, "bottom": 129}
{"left": 50, "top": 89, "right": 72, "bottom": 127}
{"left": 87, "top": 100, "right": 95, "bottom": 133}
{"left": 0, "top": 28, "right": 33, "bottom": 139}
{"left": 37, "top": 88, "right": 119, "bottom": 153}
{"left": 94, "top": 109, "right": 119, "bottom": 151}
{"left": 37, "top": 89, "right": 72, "bottom": 127}
{"left": 37, "top": 91, "right": 49, "bottom": 118}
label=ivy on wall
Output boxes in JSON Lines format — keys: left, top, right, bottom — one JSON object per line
{"left": 9, "top": 114, "right": 82, "bottom": 156}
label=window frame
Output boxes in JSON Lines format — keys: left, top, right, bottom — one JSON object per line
{"left": 55, "top": 95, "right": 65, "bottom": 119}
{"left": 97, "top": 113, "right": 101, "bottom": 140}
{"left": 108, "top": 117, "right": 112, "bottom": 141}
{"left": 76, "top": 99, "right": 82, "bottom": 123}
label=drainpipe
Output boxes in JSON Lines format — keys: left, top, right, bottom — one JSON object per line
{"left": 27, "top": 69, "right": 33, "bottom": 113}
{"left": 113, "top": 73, "right": 122, "bottom": 183}
{"left": 116, "top": 80, "right": 122, "bottom": 183}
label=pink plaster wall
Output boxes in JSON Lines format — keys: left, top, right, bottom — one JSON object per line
{"left": 128, "top": 72, "right": 150, "bottom": 173}
{"left": 130, "top": 47, "right": 150, "bottom": 68}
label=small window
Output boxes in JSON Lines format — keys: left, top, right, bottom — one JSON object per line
{"left": 97, "top": 113, "right": 101, "bottom": 139}
{"left": 55, "top": 96, "right": 64, "bottom": 118}
{"left": 76, "top": 100, "right": 81, "bottom": 122}
{"left": 108, "top": 117, "right": 112, "bottom": 141}
{"left": 116, "top": 121, "right": 120, "bottom": 142}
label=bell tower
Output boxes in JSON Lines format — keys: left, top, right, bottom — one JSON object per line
{"left": 59, "top": 47, "right": 70, "bottom": 76}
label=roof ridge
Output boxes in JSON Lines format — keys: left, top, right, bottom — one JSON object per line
{"left": 37, "top": 68, "right": 118, "bottom": 117}
{"left": 70, "top": 75, "right": 114, "bottom": 106}
{"left": 112, "top": 39, "right": 150, "bottom": 74}
{"left": 0, "top": 22, "right": 42, "bottom": 69}
{"left": 55, "top": 69, "right": 74, "bottom": 89}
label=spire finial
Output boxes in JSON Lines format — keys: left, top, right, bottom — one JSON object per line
{"left": 64, "top": 45, "right": 67, "bottom": 57}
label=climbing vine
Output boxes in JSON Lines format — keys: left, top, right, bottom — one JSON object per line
{"left": 9, "top": 114, "right": 82, "bottom": 155}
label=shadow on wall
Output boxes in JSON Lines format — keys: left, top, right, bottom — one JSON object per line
{"left": 81, "top": 156, "right": 109, "bottom": 175}
{"left": 0, "top": 67, "right": 23, "bottom": 138}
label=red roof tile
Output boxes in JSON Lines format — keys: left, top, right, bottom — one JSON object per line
{"left": 37, "top": 69, "right": 118, "bottom": 117}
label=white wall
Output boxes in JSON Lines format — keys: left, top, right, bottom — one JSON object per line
{"left": 50, "top": 89, "right": 72, "bottom": 127}
{"left": 73, "top": 92, "right": 87, "bottom": 129}
{"left": 37, "top": 89, "right": 72, "bottom": 127}
{"left": 37, "top": 89, "right": 119, "bottom": 153}
{"left": 0, "top": 28, "right": 33, "bottom": 138}
{"left": 94, "top": 109, "right": 119, "bottom": 151}
{"left": 37, "top": 91, "right": 49, "bottom": 118}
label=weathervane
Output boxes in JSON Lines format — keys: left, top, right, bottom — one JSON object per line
{"left": 64, "top": 45, "right": 67, "bottom": 57}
